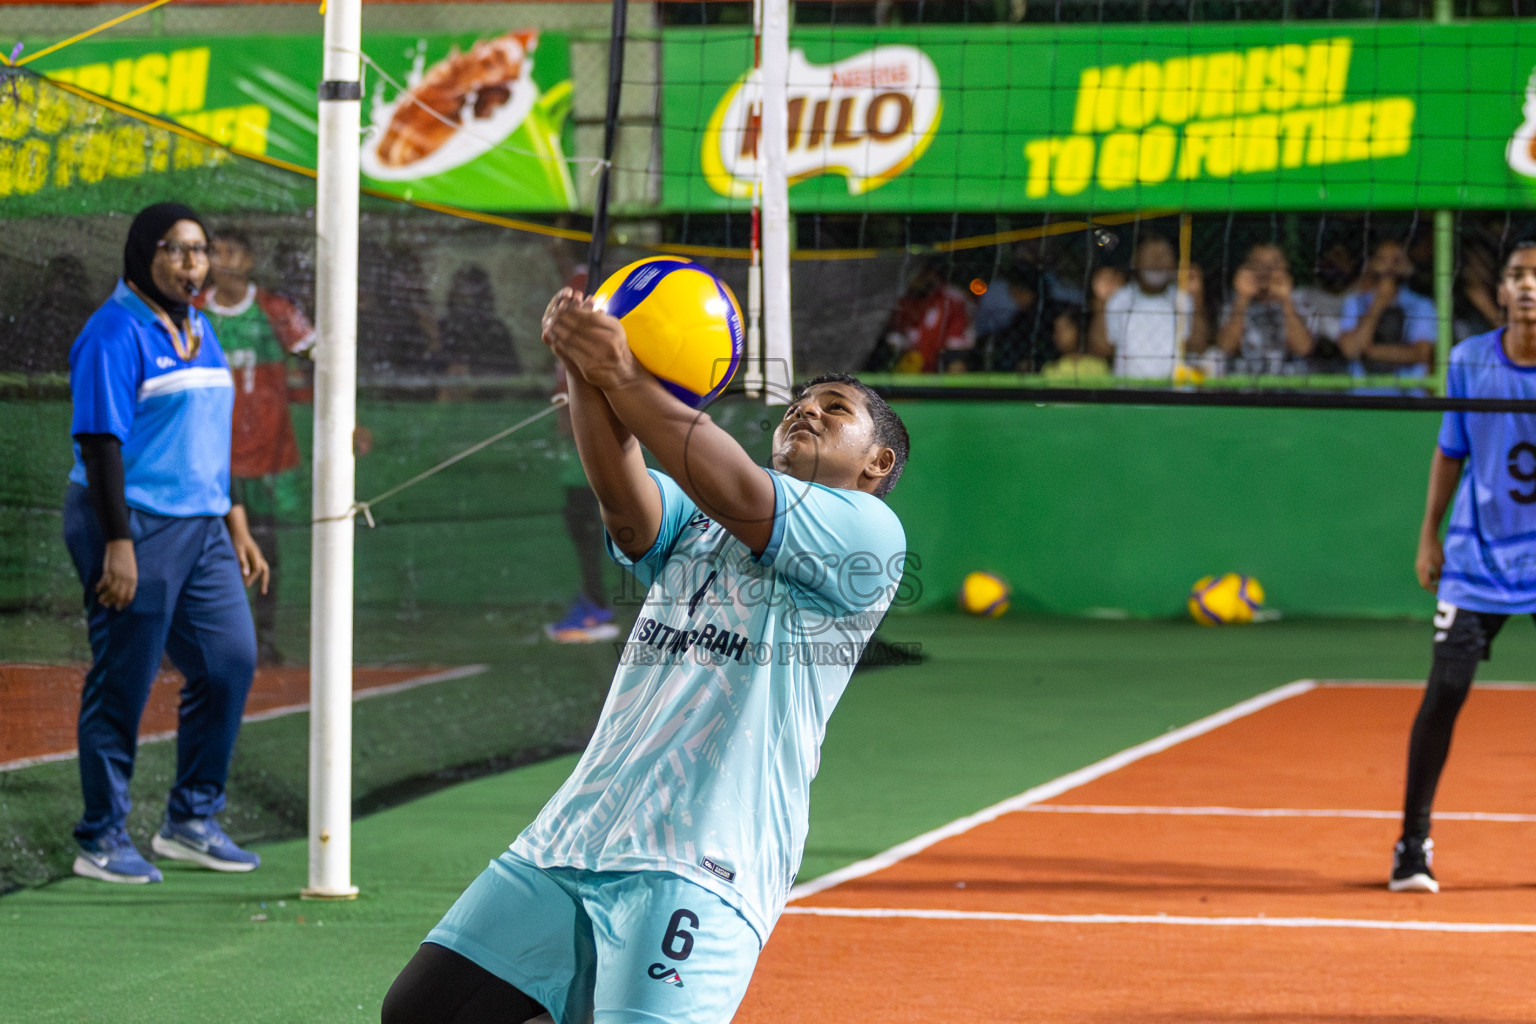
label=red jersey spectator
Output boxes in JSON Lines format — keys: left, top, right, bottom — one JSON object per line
{"left": 196, "top": 228, "right": 314, "bottom": 664}
{"left": 875, "top": 261, "right": 974, "bottom": 374}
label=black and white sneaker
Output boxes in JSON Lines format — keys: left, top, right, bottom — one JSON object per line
{"left": 1389, "top": 837, "right": 1439, "bottom": 893}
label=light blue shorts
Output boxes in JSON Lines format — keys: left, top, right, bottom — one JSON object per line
{"left": 425, "top": 851, "right": 762, "bottom": 1024}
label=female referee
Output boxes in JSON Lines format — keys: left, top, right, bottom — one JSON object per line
{"left": 64, "top": 202, "right": 269, "bottom": 884}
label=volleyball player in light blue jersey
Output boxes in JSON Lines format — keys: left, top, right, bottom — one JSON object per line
{"left": 384, "top": 290, "right": 910, "bottom": 1024}
{"left": 1391, "top": 241, "right": 1536, "bottom": 894}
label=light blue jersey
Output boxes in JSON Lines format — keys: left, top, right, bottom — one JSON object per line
{"left": 68, "top": 281, "right": 233, "bottom": 518}
{"left": 512, "top": 469, "right": 907, "bottom": 941}
{"left": 1438, "top": 328, "right": 1536, "bottom": 613}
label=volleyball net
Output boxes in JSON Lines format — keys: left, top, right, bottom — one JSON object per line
{"left": 656, "top": 12, "right": 1536, "bottom": 405}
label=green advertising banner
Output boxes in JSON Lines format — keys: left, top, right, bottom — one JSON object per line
{"left": 9, "top": 30, "right": 576, "bottom": 213}
{"left": 663, "top": 21, "right": 1536, "bottom": 213}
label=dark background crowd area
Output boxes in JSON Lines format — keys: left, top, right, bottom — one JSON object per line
{"left": 0, "top": 210, "right": 562, "bottom": 384}
{"left": 4, "top": 209, "right": 1535, "bottom": 383}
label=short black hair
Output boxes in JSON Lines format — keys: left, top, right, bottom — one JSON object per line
{"left": 1504, "top": 239, "right": 1536, "bottom": 271}
{"left": 792, "top": 372, "right": 910, "bottom": 498}
{"left": 212, "top": 227, "right": 254, "bottom": 254}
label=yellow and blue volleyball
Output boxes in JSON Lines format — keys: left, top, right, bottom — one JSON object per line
{"left": 960, "top": 571, "right": 1011, "bottom": 618}
{"left": 592, "top": 256, "right": 744, "bottom": 408}
{"left": 1187, "top": 573, "right": 1265, "bottom": 626}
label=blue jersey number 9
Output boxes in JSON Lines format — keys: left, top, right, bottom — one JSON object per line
{"left": 1507, "top": 442, "right": 1536, "bottom": 504}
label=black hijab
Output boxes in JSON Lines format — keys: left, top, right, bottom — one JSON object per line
{"left": 123, "top": 202, "right": 205, "bottom": 323}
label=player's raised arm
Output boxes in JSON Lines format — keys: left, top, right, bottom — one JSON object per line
{"left": 542, "top": 289, "right": 662, "bottom": 561}
{"left": 542, "top": 293, "right": 776, "bottom": 554}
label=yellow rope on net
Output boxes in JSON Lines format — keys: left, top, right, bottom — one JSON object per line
{"left": 8, "top": 0, "right": 179, "bottom": 67}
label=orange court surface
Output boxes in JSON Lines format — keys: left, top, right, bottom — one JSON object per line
{"left": 737, "top": 682, "right": 1536, "bottom": 1023}
{"left": 0, "top": 661, "right": 486, "bottom": 771}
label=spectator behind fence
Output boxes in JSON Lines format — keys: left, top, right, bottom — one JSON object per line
{"left": 1292, "top": 241, "right": 1358, "bottom": 372}
{"left": 973, "top": 242, "right": 1086, "bottom": 338}
{"left": 1338, "top": 240, "right": 1437, "bottom": 377}
{"left": 976, "top": 263, "right": 1077, "bottom": 372}
{"left": 1216, "top": 243, "right": 1315, "bottom": 375}
{"left": 1456, "top": 243, "right": 1505, "bottom": 343}
{"left": 1041, "top": 307, "right": 1111, "bottom": 381}
{"left": 869, "top": 260, "right": 973, "bottom": 374}
{"left": 1, "top": 255, "right": 97, "bottom": 374}
{"left": 1088, "top": 236, "right": 1209, "bottom": 379}
{"left": 198, "top": 228, "right": 316, "bottom": 666}
{"left": 437, "top": 264, "right": 520, "bottom": 377}
{"left": 358, "top": 241, "right": 441, "bottom": 378}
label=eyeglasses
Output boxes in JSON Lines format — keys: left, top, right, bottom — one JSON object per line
{"left": 157, "top": 240, "right": 209, "bottom": 261}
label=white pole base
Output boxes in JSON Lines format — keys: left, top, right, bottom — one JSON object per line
{"left": 301, "top": 886, "right": 361, "bottom": 901}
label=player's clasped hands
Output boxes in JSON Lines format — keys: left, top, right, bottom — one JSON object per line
{"left": 541, "top": 287, "right": 638, "bottom": 393}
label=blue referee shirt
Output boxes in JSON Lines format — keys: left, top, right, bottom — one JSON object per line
{"left": 68, "top": 280, "right": 234, "bottom": 518}
{"left": 1437, "top": 328, "right": 1536, "bottom": 613}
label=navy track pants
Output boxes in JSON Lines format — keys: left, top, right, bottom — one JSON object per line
{"left": 63, "top": 484, "right": 256, "bottom": 842}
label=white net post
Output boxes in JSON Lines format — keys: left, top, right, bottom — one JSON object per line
{"left": 304, "top": 0, "right": 361, "bottom": 900}
{"left": 745, "top": 186, "right": 765, "bottom": 399}
{"left": 758, "top": 0, "right": 793, "bottom": 405}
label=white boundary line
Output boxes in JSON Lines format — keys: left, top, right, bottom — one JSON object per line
{"left": 0, "top": 664, "right": 489, "bottom": 773}
{"left": 782, "top": 905, "right": 1536, "bottom": 935}
{"left": 1318, "top": 680, "right": 1536, "bottom": 690}
{"left": 788, "top": 678, "right": 1319, "bottom": 901}
{"left": 0, "top": 748, "right": 79, "bottom": 772}
{"left": 1024, "top": 805, "right": 1536, "bottom": 823}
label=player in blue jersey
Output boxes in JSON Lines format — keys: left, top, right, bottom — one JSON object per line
{"left": 383, "top": 290, "right": 910, "bottom": 1024}
{"left": 1391, "top": 241, "right": 1536, "bottom": 893}
{"left": 64, "top": 204, "right": 269, "bottom": 884}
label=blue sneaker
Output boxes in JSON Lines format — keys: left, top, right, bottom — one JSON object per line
{"left": 544, "top": 594, "right": 620, "bottom": 644}
{"left": 151, "top": 815, "right": 260, "bottom": 873}
{"left": 73, "top": 832, "right": 163, "bottom": 884}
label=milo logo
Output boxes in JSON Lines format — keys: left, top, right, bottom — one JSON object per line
{"left": 1509, "top": 67, "right": 1536, "bottom": 180}
{"left": 702, "top": 46, "right": 942, "bottom": 198}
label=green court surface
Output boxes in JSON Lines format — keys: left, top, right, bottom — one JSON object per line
{"left": 6, "top": 613, "right": 1534, "bottom": 1023}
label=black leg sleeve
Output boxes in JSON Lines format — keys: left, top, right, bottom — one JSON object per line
{"left": 1401, "top": 653, "right": 1478, "bottom": 841}
{"left": 382, "top": 942, "right": 549, "bottom": 1024}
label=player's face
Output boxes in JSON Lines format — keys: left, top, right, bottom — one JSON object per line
{"left": 151, "top": 220, "right": 209, "bottom": 304}
{"left": 771, "top": 383, "right": 884, "bottom": 489}
{"left": 1500, "top": 250, "right": 1536, "bottom": 324}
